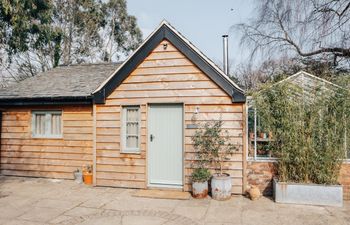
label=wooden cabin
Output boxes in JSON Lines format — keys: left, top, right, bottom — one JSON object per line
{"left": 0, "top": 21, "right": 247, "bottom": 195}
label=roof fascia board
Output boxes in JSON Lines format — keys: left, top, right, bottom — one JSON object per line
{"left": 0, "top": 97, "right": 92, "bottom": 106}
{"left": 93, "top": 27, "right": 165, "bottom": 104}
{"left": 163, "top": 27, "right": 245, "bottom": 103}
{"left": 93, "top": 22, "right": 245, "bottom": 104}
{"left": 164, "top": 21, "right": 244, "bottom": 92}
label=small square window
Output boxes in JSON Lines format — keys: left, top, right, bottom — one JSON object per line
{"left": 121, "top": 106, "right": 141, "bottom": 153}
{"left": 32, "top": 111, "right": 62, "bottom": 138}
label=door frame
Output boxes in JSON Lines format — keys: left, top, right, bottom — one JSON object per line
{"left": 146, "top": 102, "right": 185, "bottom": 190}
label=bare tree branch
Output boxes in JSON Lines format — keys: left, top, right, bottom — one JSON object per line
{"left": 236, "top": 0, "right": 350, "bottom": 68}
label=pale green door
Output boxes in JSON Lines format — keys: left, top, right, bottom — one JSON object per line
{"left": 148, "top": 104, "right": 183, "bottom": 188}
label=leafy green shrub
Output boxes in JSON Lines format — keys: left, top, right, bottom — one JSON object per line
{"left": 191, "top": 168, "right": 211, "bottom": 183}
{"left": 191, "top": 120, "right": 237, "bottom": 175}
{"left": 253, "top": 81, "right": 349, "bottom": 184}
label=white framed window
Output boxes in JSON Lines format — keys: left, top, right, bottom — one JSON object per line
{"left": 32, "top": 111, "right": 62, "bottom": 138}
{"left": 247, "top": 100, "right": 276, "bottom": 161}
{"left": 121, "top": 106, "right": 141, "bottom": 153}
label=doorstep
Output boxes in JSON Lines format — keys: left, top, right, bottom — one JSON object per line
{"left": 132, "top": 189, "right": 191, "bottom": 200}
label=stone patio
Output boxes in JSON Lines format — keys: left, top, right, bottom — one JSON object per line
{"left": 0, "top": 176, "right": 349, "bottom": 225}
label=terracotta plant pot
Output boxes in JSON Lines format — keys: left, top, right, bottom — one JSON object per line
{"left": 259, "top": 132, "right": 267, "bottom": 139}
{"left": 248, "top": 186, "right": 261, "bottom": 201}
{"left": 83, "top": 173, "right": 93, "bottom": 185}
{"left": 211, "top": 173, "right": 232, "bottom": 200}
{"left": 249, "top": 132, "right": 255, "bottom": 139}
{"left": 192, "top": 181, "right": 209, "bottom": 199}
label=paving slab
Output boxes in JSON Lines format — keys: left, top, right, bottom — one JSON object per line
{"left": 3, "top": 219, "right": 46, "bottom": 225}
{"left": 18, "top": 206, "right": 66, "bottom": 223}
{"left": 78, "top": 216, "right": 122, "bottom": 225}
{"left": 63, "top": 206, "right": 103, "bottom": 217}
{"left": 173, "top": 206, "right": 208, "bottom": 220}
{"left": 122, "top": 215, "right": 167, "bottom": 225}
{"left": 102, "top": 196, "right": 180, "bottom": 212}
{"left": 34, "top": 198, "right": 81, "bottom": 210}
{"left": 0, "top": 176, "right": 349, "bottom": 225}
{"left": 0, "top": 205, "right": 29, "bottom": 220}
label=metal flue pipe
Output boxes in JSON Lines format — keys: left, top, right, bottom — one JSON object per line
{"left": 222, "top": 34, "right": 229, "bottom": 75}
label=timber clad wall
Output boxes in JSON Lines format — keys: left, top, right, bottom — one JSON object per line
{"left": 0, "top": 106, "right": 93, "bottom": 179}
{"left": 95, "top": 40, "right": 245, "bottom": 194}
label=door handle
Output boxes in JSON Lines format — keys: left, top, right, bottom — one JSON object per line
{"left": 150, "top": 134, "right": 155, "bottom": 142}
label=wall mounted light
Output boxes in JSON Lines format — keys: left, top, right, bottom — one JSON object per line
{"left": 194, "top": 106, "right": 200, "bottom": 114}
{"left": 163, "top": 43, "right": 168, "bottom": 50}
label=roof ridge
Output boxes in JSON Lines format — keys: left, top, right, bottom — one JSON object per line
{"left": 57, "top": 62, "right": 123, "bottom": 68}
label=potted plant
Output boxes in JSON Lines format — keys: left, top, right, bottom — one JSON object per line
{"left": 192, "top": 120, "right": 237, "bottom": 200}
{"left": 82, "top": 165, "right": 93, "bottom": 185}
{"left": 259, "top": 131, "right": 267, "bottom": 139}
{"left": 253, "top": 81, "right": 349, "bottom": 207}
{"left": 191, "top": 168, "right": 211, "bottom": 198}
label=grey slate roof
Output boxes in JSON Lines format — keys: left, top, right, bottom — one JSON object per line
{"left": 0, "top": 63, "right": 121, "bottom": 100}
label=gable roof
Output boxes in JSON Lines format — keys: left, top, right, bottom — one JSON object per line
{"left": 0, "top": 21, "right": 245, "bottom": 106}
{"left": 249, "top": 71, "right": 342, "bottom": 106}
{"left": 277, "top": 71, "right": 341, "bottom": 89}
{"left": 0, "top": 63, "right": 121, "bottom": 106}
{"left": 92, "top": 20, "right": 245, "bottom": 103}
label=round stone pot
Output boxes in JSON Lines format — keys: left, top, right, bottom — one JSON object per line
{"left": 73, "top": 170, "right": 83, "bottom": 184}
{"left": 211, "top": 173, "right": 232, "bottom": 200}
{"left": 192, "top": 181, "right": 209, "bottom": 199}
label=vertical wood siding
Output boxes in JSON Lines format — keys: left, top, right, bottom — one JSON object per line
{"left": 0, "top": 106, "right": 93, "bottom": 179}
{"left": 96, "top": 40, "right": 245, "bottom": 194}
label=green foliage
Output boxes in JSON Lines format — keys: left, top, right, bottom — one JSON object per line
{"left": 101, "top": 0, "right": 142, "bottom": 62}
{"left": 191, "top": 168, "right": 211, "bottom": 183}
{"left": 191, "top": 120, "right": 238, "bottom": 175}
{"left": 253, "top": 80, "right": 350, "bottom": 184}
{"left": 0, "top": 0, "right": 142, "bottom": 78}
{"left": 0, "top": 0, "right": 55, "bottom": 54}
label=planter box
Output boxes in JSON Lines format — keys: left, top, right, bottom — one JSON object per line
{"left": 273, "top": 178, "right": 343, "bottom": 207}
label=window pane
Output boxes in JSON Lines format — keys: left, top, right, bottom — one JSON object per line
{"left": 35, "top": 114, "right": 46, "bottom": 136}
{"left": 126, "top": 122, "right": 138, "bottom": 135}
{"left": 123, "top": 106, "right": 140, "bottom": 152}
{"left": 51, "top": 114, "right": 61, "bottom": 135}
{"left": 126, "top": 108, "right": 138, "bottom": 121}
{"left": 33, "top": 111, "right": 62, "bottom": 137}
{"left": 126, "top": 136, "right": 138, "bottom": 148}
{"left": 248, "top": 108, "right": 255, "bottom": 158}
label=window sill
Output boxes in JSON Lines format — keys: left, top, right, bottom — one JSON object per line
{"left": 120, "top": 151, "right": 141, "bottom": 155}
{"left": 32, "top": 136, "right": 63, "bottom": 140}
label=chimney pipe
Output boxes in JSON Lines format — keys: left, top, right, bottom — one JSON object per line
{"left": 222, "top": 34, "right": 229, "bottom": 75}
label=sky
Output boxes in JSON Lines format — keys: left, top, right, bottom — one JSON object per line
{"left": 127, "top": 0, "right": 255, "bottom": 69}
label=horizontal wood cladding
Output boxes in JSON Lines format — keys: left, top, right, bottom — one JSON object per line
{"left": 96, "top": 40, "right": 245, "bottom": 194}
{"left": 1, "top": 106, "right": 93, "bottom": 179}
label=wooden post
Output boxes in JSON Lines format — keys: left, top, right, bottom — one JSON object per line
{"left": 242, "top": 103, "right": 248, "bottom": 194}
{"left": 93, "top": 104, "right": 97, "bottom": 186}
